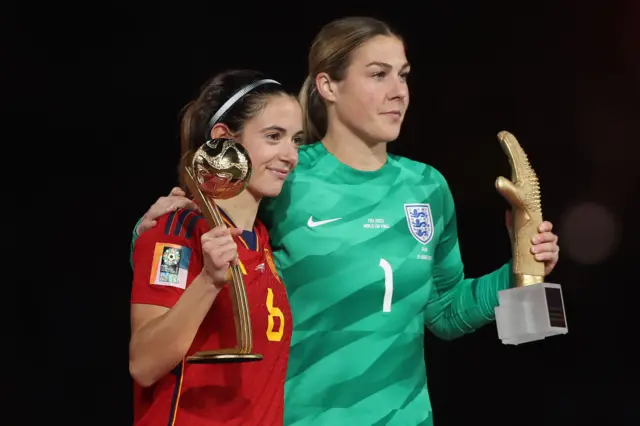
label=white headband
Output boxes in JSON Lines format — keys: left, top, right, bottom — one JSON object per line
{"left": 205, "top": 78, "right": 280, "bottom": 139}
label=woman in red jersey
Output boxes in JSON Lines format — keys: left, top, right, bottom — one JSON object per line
{"left": 129, "top": 69, "right": 303, "bottom": 426}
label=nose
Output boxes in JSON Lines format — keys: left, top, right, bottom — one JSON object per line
{"left": 389, "top": 76, "right": 408, "bottom": 102}
{"left": 280, "top": 140, "right": 299, "bottom": 167}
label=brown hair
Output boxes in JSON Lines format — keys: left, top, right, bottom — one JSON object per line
{"left": 299, "top": 17, "right": 402, "bottom": 143}
{"left": 177, "top": 69, "right": 294, "bottom": 191}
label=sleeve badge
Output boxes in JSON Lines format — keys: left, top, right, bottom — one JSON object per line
{"left": 149, "top": 243, "right": 192, "bottom": 289}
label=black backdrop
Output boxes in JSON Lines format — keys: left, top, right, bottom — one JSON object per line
{"left": 8, "top": 1, "right": 637, "bottom": 425}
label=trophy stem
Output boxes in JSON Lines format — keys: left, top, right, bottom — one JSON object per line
{"left": 514, "top": 274, "right": 544, "bottom": 287}
{"left": 183, "top": 168, "right": 262, "bottom": 364}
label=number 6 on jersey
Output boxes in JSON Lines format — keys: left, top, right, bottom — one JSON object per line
{"left": 266, "top": 288, "right": 285, "bottom": 341}
{"left": 379, "top": 258, "right": 394, "bottom": 313}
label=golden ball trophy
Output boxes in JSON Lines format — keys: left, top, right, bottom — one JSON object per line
{"left": 183, "top": 138, "right": 263, "bottom": 363}
{"left": 493, "top": 131, "right": 568, "bottom": 345}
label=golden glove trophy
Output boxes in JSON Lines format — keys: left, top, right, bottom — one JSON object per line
{"left": 183, "top": 138, "right": 263, "bottom": 363}
{"left": 494, "top": 131, "right": 568, "bottom": 345}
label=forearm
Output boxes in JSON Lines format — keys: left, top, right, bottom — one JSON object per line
{"left": 426, "top": 170, "right": 515, "bottom": 339}
{"left": 426, "top": 261, "right": 513, "bottom": 340}
{"left": 129, "top": 273, "right": 220, "bottom": 386}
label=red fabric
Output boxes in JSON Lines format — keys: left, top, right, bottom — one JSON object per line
{"left": 131, "top": 209, "right": 291, "bottom": 426}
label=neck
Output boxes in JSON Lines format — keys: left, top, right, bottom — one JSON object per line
{"left": 322, "top": 119, "right": 387, "bottom": 171}
{"left": 214, "top": 189, "right": 260, "bottom": 231}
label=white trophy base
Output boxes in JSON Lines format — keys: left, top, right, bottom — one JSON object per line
{"left": 495, "top": 282, "right": 568, "bottom": 345}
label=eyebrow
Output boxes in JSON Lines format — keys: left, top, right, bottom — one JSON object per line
{"left": 260, "top": 125, "right": 286, "bottom": 132}
{"left": 261, "top": 126, "right": 304, "bottom": 137}
{"left": 366, "top": 61, "right": 411, "bottom": 71}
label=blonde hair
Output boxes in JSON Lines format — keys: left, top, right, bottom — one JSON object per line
{"left": 299, "top": 17, "right": 401, "bottom": 144}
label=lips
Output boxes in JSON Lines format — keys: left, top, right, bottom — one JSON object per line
{"left": 268, "top": 167, "right": 290, "bottom": 180}
{"left": 381, "top": 111, "right": 402, "bottom": 118}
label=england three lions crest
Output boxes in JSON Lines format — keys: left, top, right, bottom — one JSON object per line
{"left": 404, "top": 203, "right": 434, "bottom": 244}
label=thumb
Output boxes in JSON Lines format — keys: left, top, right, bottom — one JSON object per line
{"left": 495, "top": 176, "right": 524, "bottom": 210}
{"left": 137, "top": 219, "right": 156, "bottom": 236}
{"left": 170, "top": 186, "right": 186, "bottom": 197}
{"left": 229, "top": 228, "right": 244, "bottom": 237}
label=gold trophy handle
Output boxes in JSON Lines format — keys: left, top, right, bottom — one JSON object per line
{"left": 493, "top": 132, "right": 568, "bottom": 345}
{"left": 494, "top": 131, "right": 546, "bottom": 287}
{"left": 183, "top": 167, "right": 262, "bottom": 364}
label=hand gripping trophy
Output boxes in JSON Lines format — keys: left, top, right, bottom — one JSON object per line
{"left": 494, "top": 131, "right": 568, "bottom": 345}
{"left": 183, "top": 138, "right": 263, "bottom": 363}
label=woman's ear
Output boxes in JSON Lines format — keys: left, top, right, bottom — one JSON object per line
{"left": 315, "top": 72, "right": 338, "bottom": 104}
{"left": 210, "top": 123, "right": 233, "bottom": 140}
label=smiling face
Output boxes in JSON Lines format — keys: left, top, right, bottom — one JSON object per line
{"left": 331, "top": 35, "right": 410, "bottom": 144}
{"left": 212, "top": 94, "right": 303, "bottom": 198}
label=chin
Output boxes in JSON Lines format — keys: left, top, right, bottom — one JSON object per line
{"left": 254, "top": 183, "right": 284, "bottom": 199}
{"left": 369, "top": 122, "right": 401, "bottom": 143}
{"left": 376, "top": 129, "right": 401, "bottom": 143}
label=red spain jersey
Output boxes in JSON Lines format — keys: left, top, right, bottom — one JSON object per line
{"left": 131, "top": 208, "right": 292, "bottom": 426}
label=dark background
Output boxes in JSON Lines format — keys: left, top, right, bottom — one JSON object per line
{"left": 8, "top": 1, "right": 637, "bottom": 425}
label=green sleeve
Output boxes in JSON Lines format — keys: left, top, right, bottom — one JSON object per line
{"left": 424, "top": 174, "right": 514, "bottom": 340}
{"left": 129, "top": 217, "right": 143, "bottom": 269}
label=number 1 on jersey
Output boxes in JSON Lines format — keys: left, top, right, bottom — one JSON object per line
{"left": 379, "top": 258, "right": 393, "bottom": 312}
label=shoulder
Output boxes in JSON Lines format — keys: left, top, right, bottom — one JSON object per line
{"left": 387, "top": 153, "right": 449, "bottom": 187}
{"left": 132, "top": 209, "right": 207, "bottom": 281}
{"left": 387, "top": 155, "right": 458, "bottom": 220}
{"left": 136, "top": 208, "right": 208, "bottom": 248}
{"left": 257, "top": 145, "right": 328, "bottom": 226}
{"left": 296, "top": 142, "right": 329, "bottom": 170}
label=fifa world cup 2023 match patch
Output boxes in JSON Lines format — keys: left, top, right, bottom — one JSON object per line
{"left": 149, "top": 243, "right": 192, "bottom": 289}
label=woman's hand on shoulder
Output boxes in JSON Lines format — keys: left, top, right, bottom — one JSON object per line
{"left": 137, "top": 187, "right": 200, "bottom": 235}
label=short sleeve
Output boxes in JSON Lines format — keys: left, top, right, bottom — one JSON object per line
{"left": 131, "top": 223, "right": 202, "bottom": 309}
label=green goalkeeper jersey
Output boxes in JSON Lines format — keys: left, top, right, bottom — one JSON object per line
{"left": 130, "top": 142, "right": 514, "bottom": 425}
{"left": 259, "top": 142, "right": 513, "bottom": 425}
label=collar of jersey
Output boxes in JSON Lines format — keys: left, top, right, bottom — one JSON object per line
{"left": 316, "top": 142, "right": 392, "bottom": 182}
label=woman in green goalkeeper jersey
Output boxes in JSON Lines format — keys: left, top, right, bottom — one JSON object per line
{"left": 132, "top": 17, "right": 560, "bottom": 426}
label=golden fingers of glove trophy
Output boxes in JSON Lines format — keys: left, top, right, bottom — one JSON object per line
{"left": 493, "top": 131, "right": 568, "bottom": 345}
{"left": 183, "top": 138, "right": 263, "bottom": 364}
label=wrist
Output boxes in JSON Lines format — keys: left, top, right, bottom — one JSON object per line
{"left": 197, "top": 269, "right": 225, "bottom": 292}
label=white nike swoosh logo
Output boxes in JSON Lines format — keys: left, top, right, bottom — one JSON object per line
{"left": 307, "top": 216, "right": 342, "bottom": 228}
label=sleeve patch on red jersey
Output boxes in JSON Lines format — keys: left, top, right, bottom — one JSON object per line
{"left": 149, "top": 243, "right": 192, "bottom": 289}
